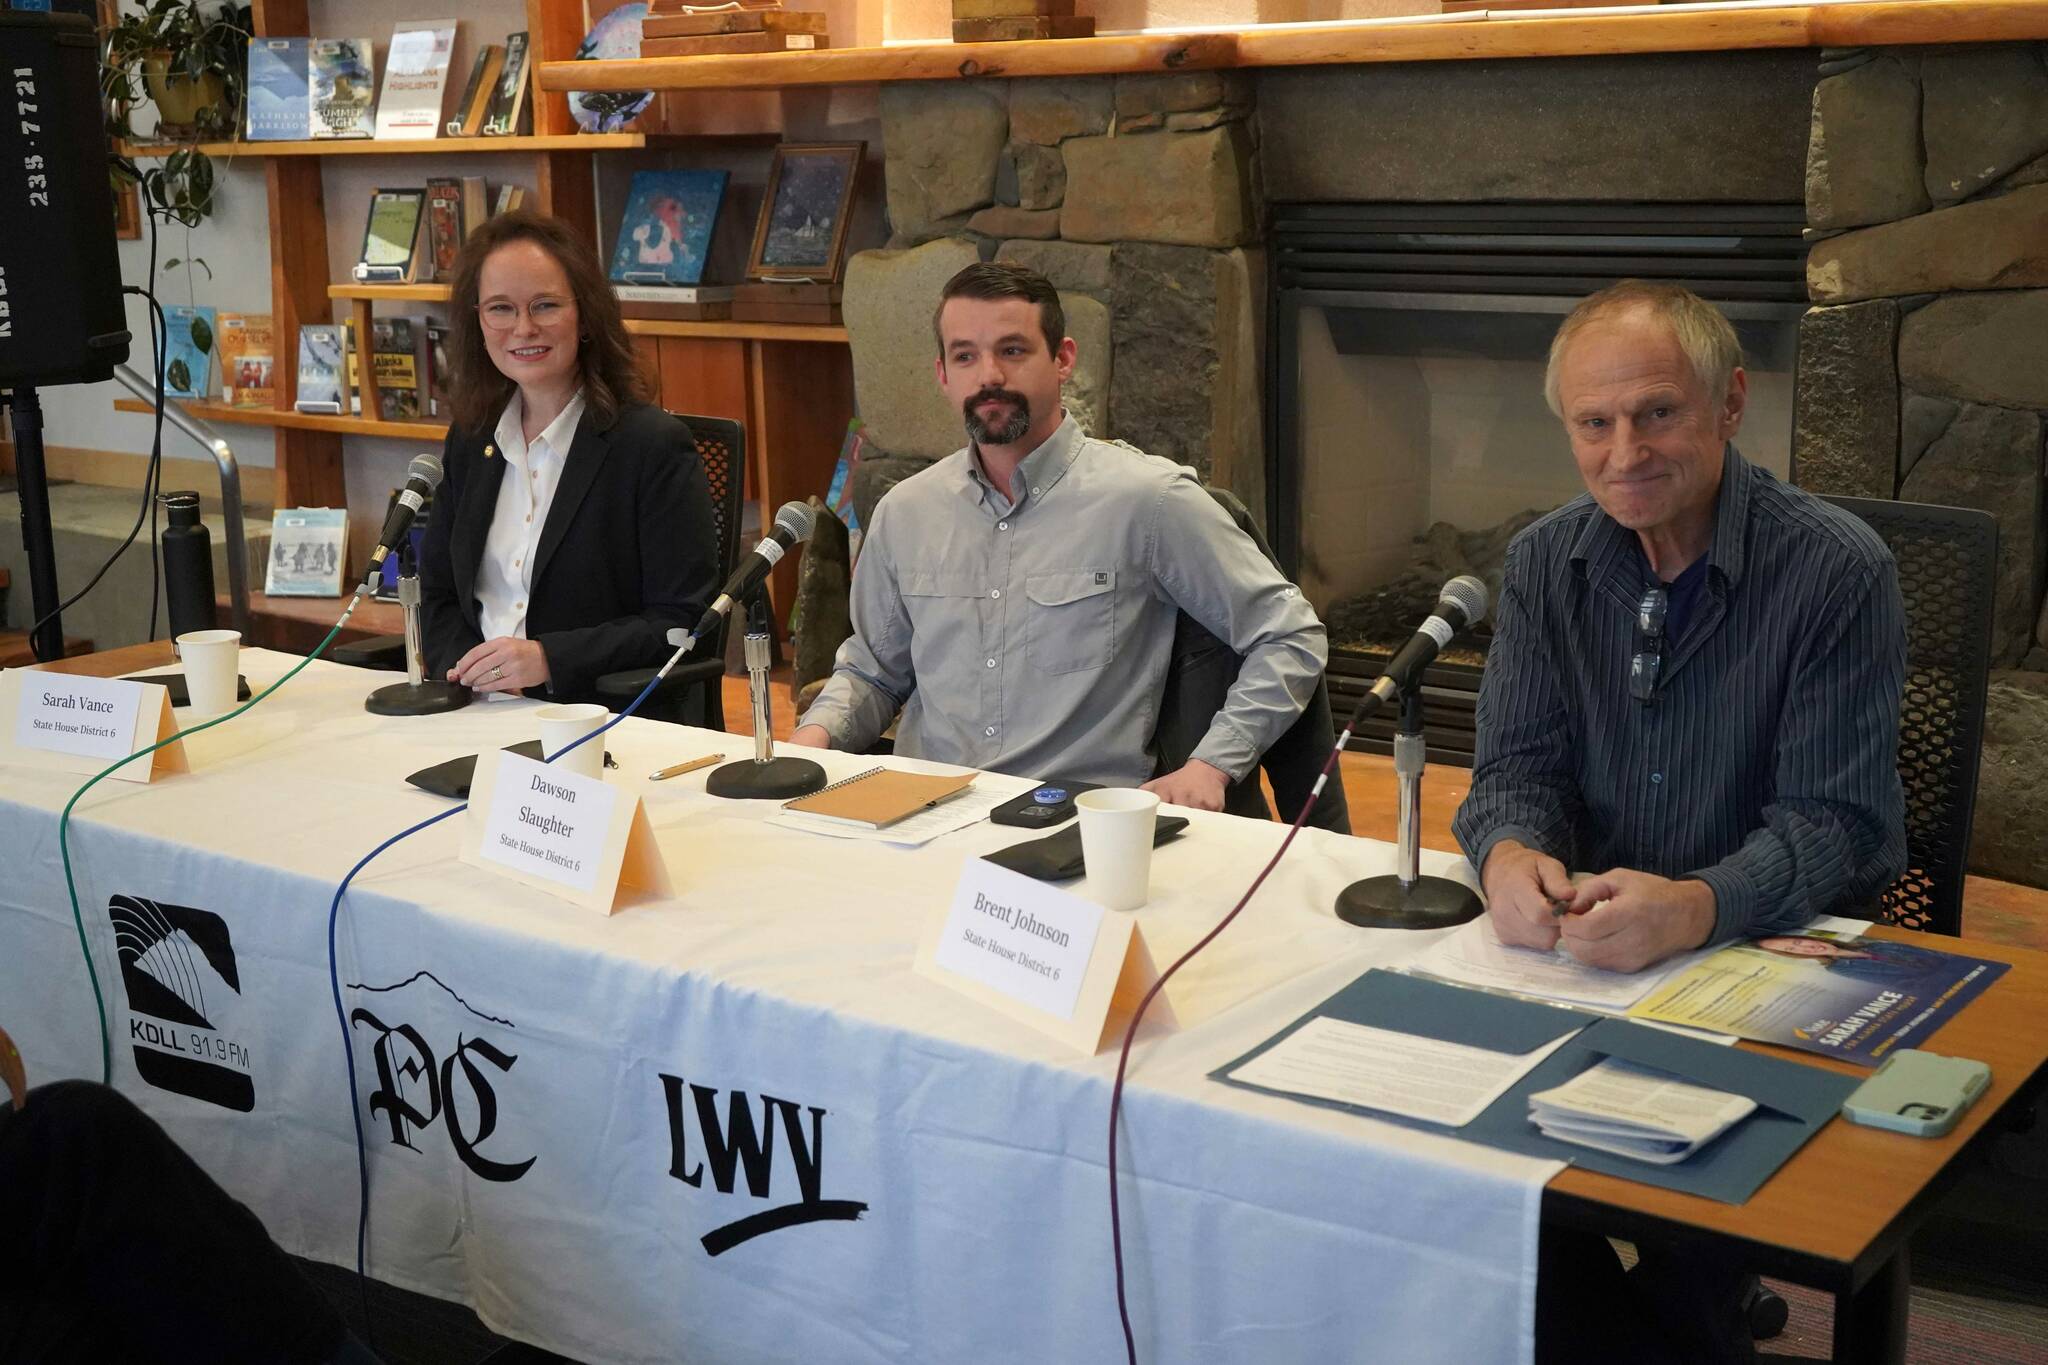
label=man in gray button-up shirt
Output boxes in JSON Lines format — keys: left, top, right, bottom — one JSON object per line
{"left": 792, "top": 263, "right": 1326, "bottom": 810}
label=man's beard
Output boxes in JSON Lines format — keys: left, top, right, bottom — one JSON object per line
{"left": 964, "top": 387, "right": 1031, "bottom": 445}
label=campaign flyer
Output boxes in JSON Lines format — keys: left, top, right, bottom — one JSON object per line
{"left": 1628, "top": 929, "right": 2007, "bottom": 1065}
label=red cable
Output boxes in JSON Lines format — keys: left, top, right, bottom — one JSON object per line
{"left": 1108, "top": 728, "right": 1353, "bottom": 1364}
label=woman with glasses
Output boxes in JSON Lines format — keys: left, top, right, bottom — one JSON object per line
{"left": 418, "top": 211, "right": 718, "bottom": 705}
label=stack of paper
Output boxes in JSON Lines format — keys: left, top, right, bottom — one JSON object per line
{"left": 1528, "top": 1059, "right": 1756, "bottom": 1165}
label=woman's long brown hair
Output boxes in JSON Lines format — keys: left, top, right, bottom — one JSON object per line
{"left": 444, "top": 210, "right": 646, "bottom": 434}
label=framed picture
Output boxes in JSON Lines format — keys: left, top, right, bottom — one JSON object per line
{"left": 746, "top": 142, "right": 863, "bottom": 283}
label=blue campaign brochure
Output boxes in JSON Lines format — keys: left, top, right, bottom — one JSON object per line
{"left": 161, "top": 305, "right": 217, "bottom": 400}
{"left": 609, "top": 170, "right": 728, "bottom": 287}
{"left": 245, "top": 37, "right": 311, "bottom": 141}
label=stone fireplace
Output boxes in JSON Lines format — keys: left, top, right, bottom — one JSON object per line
{"left": 832, "top": 39, "right": 2047, "bottom": 885}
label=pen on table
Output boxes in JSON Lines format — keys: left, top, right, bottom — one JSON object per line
{"left": 649, "top": 754, "right": 724, "bottom": 781}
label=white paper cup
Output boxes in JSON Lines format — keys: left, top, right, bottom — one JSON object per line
{"left": 175, "top": 629, "right": 241, "bottom": 717}
{"left": 537, "top": 703, "right": 608, "bottom": 780}
{"left": 1076, "top": 788, "right": 1161, "bottom": 912}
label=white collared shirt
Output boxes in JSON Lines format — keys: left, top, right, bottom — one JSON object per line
{"left": 476, "top": 389, "right": 586, "bottom": 648}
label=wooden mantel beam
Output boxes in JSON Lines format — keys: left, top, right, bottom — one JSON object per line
{"left": 539, "top": 1, "right": 2048, "bottom": 93}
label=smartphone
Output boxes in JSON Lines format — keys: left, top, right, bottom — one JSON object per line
{"left": 1841, "top": 1050, "right": 1991, "bottom": 1138}
{"left": 990, "top": 780, "right": 1099, "bottom": 829}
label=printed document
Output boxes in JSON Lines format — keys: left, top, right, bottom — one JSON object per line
{"left": 1528, "top": 1059, "right": 1756, "bottom": 1164}
{"left": 1226, "top": 1016, "right": 1575, "bottom": 1128}
{"left": 1408, "top": 916, "right": 1710, "bottom": 1012}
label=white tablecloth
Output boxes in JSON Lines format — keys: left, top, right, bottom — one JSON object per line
{"left": 2, "top": 650, "right": 1560, "bottom": 1365}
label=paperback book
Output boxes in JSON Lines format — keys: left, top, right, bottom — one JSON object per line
{"left": 245, "top": 37, "right": 310, "bottom": 141}
{"left": 374, "top": 20, "right": 458, "bottom": 139}
{"left": 294, "top": 324, "right": 347, "bottom": 413}
{"left": 447, "top": 43, "right": 504, "bottom": 137}
{"left": 355, "top": 188, "right": 425, "bottom": 283}
{"left": 216, "top": 312, "right": 274, "bottom": 409}
{"left": 610, "top": 169, "right": 727, "bottom": 287}
{"left": 266, "top": 508, "right": 348, "bottom": 597}
{"left": 480, "top": 31, "right": 531, "bottom": 136}
{"left": 424, "top": 177, "right": 463, "bottom": 282}
{"left": 424, "top": 319, "right": 451, "bottom": 417}
{"left": 161, "top": 305, "right": 216, "bottom": 401}
{"left": 371, "top": 316, "right": 427, "bottom": 421}
{"left": 310, "top": 38, "right": 377, "bottom": 139}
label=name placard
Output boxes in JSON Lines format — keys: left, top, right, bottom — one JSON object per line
{"left": 0, "top": 670, "right": 186, "bottom": 783}
{"left": 460, "top": 749, "right": 671, "bottom": 913}
{"left": 916, "top": 859, "right": 1173, "bottom": 1055}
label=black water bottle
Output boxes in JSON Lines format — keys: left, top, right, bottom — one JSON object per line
{"left": 159, "top": 491, "right": 216, "bottom": 641}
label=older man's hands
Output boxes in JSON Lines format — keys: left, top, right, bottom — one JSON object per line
{"left": 1557, "top": 869, "right": 1717, "bottom": 973}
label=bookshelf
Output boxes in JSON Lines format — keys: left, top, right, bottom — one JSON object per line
{"left": 113, "top": 397, "right": 447, "bottom": 442}
{"left": 120, "top": 132, "right": 668, "bottom": 157}
{"left": 171, "top": 0, "right": 856, "bottom": 632}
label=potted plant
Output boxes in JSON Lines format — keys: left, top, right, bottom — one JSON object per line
{"left": 103, "top": 0, "right": 251, "bottom": 225}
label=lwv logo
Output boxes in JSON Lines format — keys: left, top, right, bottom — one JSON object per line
{"left": 660, "top": 1074, "right": 868, "bottom": 1255}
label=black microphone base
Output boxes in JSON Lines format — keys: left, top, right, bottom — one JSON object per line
{"left": 366, "top": 680, "right": 473, "bottom": 717}
{"left": 706, "top": 756, "right": 827, "bottom": 800}
{"left": 1335, "top": 874, "right": 1484, "bottom": 931}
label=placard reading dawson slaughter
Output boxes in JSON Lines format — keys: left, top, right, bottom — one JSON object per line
{"left": 478, "top": 751, "right": 618, "bottom": 896}
{"left": 932, "top": 860, "right": 1104, "bottom": 1022}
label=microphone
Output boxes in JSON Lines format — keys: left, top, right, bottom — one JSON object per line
{"left": 668, "top": 501, "right": 818, "bottom": 648}
{"left": 361, "top": 454, "right": 444, "bottom": 589}
{"left": 1355, "top": 574, "right": 1489, "bottom": 719}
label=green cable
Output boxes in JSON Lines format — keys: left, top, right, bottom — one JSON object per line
{"left": 60, "top": 602, "right": 361, "bottom": 1084}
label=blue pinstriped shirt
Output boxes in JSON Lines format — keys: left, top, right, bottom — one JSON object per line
{"left": 1452, "top": 447, "right": 1908, "bottom": 944}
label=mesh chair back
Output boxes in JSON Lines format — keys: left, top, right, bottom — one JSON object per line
{"left": 1824, "top": 496, "right": 1998, "bottom": 936}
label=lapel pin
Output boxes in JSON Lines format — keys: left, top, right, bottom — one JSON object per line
{"left": 484, "top": 443, "right": 497, "bottom": 459}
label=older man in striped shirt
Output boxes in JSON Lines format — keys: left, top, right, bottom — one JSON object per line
{"left": 1454, "top": 281, "right": 1907, "bottom": 978}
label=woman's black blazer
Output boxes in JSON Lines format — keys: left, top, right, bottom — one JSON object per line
{"left": 420, "top": 401, "right": 720, "bottom": 704}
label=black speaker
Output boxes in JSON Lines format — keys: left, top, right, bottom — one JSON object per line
{"left": 0, "top": 11, "right": 131, "bottom": 388}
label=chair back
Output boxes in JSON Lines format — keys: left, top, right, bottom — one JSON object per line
{"left": 678, "top": 414, "right": 747, "bottom": 593}
{"left": 1151, "top": 484, "right": 1351, "bottom": 835}
{"left": 1824, "top": 496, "right": 1998, "bottom": 936}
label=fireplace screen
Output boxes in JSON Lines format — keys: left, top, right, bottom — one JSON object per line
{"left": 1266, "top": 204, "right": 1809, "bottom": 761}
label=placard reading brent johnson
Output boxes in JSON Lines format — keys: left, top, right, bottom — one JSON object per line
{"left": 932, "top": 860, "right": 1104, "bottom": 1022}
{"left": 477, "top": 751, "right": 617, "bottom": 896}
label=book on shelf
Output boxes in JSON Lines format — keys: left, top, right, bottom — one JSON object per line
{"left": 266, "top": 508, "right": 349, "bottom": 597}
{"left": 354, "top": 188, "right": 426, "bottom": 284}
{"left": 640, "top": 33, "right": 820, "bottom": 58}
{"left": 344, "top": 316, "right": 364, "bottom": 415}
{"left": 310, "top": 38, "right": 377, "bottom": 139}
{"left": 424, "top": 178, "right": 463, "bottom": 282}
{"left": 245, "top": 37, "right": 311, "bottom": 141}
{"left": 161, "top": 305, "right": 217, "bottom": 401}
{"left": 610, "top": 170, "right": 727, "bottom": 288}
{"left": 447, "top": 42, "right": 504, "bottom": 137}
{"left": 480, "top": 31, "right": 532, "bottom": 137}
{"left": 642, "top": 10, "right": 829, "bottom": 39}
{"left": 424, "top": 319, "right": 451, "bottom": 418}
{"left": 493, "top": 183, "right": 527, "bottom": 217}
{"left": 374, "top": 20, "right": 459, "bottom": 140}
{"left": 612, "top": 284, "right": 735, "bottom": 322}
{"left": 294, "top": 324, "right": 347, "bottom": 414}
{"left": 371, "top": 316, "right": 429, "bottom": 421}
{"left": 216, "top": 312, "right": 274, "bottom": 409}
{"left": 460, "top": 175, "right": 492, "bottom": 237}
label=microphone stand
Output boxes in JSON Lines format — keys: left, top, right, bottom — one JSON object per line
{"left": 706, "top": 589, "right": 826, "bottom": 800}
{"left": 365, "top": 538, "right": 471, "bottom": 716}
{"left": 1335, "top": 687, "right": 1483, "bottom": 930}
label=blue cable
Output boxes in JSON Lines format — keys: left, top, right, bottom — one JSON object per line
{"left": 327, "top": 661, "right": 674, "bottom": 1327}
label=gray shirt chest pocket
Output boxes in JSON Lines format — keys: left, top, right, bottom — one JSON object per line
{"left": 1026, "top": 570, "right": 1117, "bottom": 674}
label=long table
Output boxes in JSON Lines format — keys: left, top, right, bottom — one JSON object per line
{"left": 9, "top": 646, "right": 2047, "bottom": 1365}
{"left": 6, "top": 647, "right": 1559, "bottom": 1365}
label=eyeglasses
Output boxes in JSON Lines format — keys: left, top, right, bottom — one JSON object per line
{"left": 1630, "top": 586, "right": 1667, "bottom": 704}
{"left": 478, "top": 296, "right": 574, "bottom": 331}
